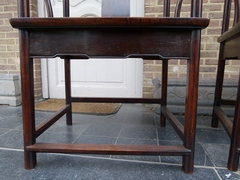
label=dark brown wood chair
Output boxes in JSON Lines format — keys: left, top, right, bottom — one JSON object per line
{"left": 10, "top": 0, "right": 209, "bottom": 174}
{"left": 211, "top": 0, "right": 240, "bottom": 171}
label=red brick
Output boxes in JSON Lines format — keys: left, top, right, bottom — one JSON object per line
{"left": 145, "top": 0, "right": 156, "bottom": 6}
{"left": 205, "top": 59, "right": 218, "bottom": 65}
{"left": 0, "top": 64, "right": 17, "bottom": 70}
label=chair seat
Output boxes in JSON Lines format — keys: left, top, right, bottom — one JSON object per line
{"left": 10, "top": 17, "right": 209, "bottom": 59}
{"left": 10, "top": 17, "right": 209, "bottom": 29}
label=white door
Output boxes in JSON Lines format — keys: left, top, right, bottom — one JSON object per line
{"left": 39, "top": 0, "right": 144, "bottom": 98}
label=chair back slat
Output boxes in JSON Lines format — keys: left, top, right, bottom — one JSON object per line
{"left": 163, "top": 0, "right": 201, "bottom": 18}
{"left": 191, "top": 0, "right": 203, "bottom": 17}
{"left": 44, "top": 0, "right": 53, "bottom": 17}
{"left": 233, "top": 0, "right": 240, "bottom": 25}
{"left": 222, "top": 0, "right": 232, "bottom": 34}
{"left": 174, "top": 0, "right": 183, "bottom": 17}
{"left": 221, "top": 0, "right": 240, "bottom": 34}
{"left": 63, "top": 0, "right": 70, "bottom": 17}
{"left": 163, "top": 0, "right": 170, "bottom": 17}
{"left": 18, "top": 0, "right": 30, "bottom": 17}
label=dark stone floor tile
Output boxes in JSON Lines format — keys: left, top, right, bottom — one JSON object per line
{"left": 0, "top": 105, "right": 22, "bottom": 117}
{"left": 196, "top": 128, "right": 230, "bottom": 144}
{"left": 127, "top": 104, "right": 153, "bottom": 113}
{"left": 82, "top": 123, "right": 122, "bottom": 137}
{"left": 37, "top": 132, "right": 80, "bottom": 144}
{"left": 0, "top": 130, "right": 23, "bottom": 149}
{"left": 72, "top": 113, "right": 97, "bottom": 124}
{"left": 216, "top": 168, "right": 240, "bottom": 180}
{"left": 119, "top": 125, "right": 157, "bottom": 140}
{"left": 202, "top": 143, "right": 230, "bottom": 167}
{"left": 154, "top": 114, "right": 184, "bottom": 128}
{"left": 0, "top": 128, "right": 10, "bottom": 136}
{"left": 157, "top": 126, "right": 182, "bottom": 142}
{"left": 194, "top": 143, "right": 214, "bottom": 166}
{"left": 0, "top": 150, "right": 221, "bottom": 180}
{"left": 74, "top": 135, "right": 117, "bottom": 144}
{"left": 196, "top": 115, "right": 224, "bottom": 129}
{"left": 0, "top": 116, "right": 22, "bottom": 130}
{"left": 45, "top": 119, "right": 91, "bottom": 135}
{"left": 92, "top": 113, "right": 127, "bottom": 124}
{"left": 124, "top": 113, "right": 155, "bottom": 126}
{"left": 0, "top": 104, "right": 237, "bottom": 179}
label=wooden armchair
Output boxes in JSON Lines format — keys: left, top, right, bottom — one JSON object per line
{"left": 10, "top": 0, "right": 209, "bottom": 174}
{"left": 211, "top": 0, "right": 240, "bottom": 171}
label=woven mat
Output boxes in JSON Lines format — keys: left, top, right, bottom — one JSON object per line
{"left": 35, "top": 99, "right": 121, "bottom": 115}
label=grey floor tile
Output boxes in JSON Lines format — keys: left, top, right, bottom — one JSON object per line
{"left": 0, "top": 150, "right": 221, "bottom": 180}
{"left": 196, "top": 128, "right": 230, "bottom": 144}
{"left": 37, "top": 132, "right": 80, "bottom": 144}
{"left": 74, "top": 135, "right": 117, "bottom": 144}
{"left": 45, "top": 119, "right": 91, "bottom": 135}
{"left": 202, "top": 143, "right": 231, "bottom": 167}
{"left": 216, "top": 168, "right": 240, "bottom": 180}
{"left": 82, "top": 122, "right": 122, "bottom": 137}
{"left": 124, "top": 113, "right": 155, "bottom": 126}
{"left": 0, "top": 116, "right": 23, "bottom": 130}
{"left": 92, "top": 113, "right": 127, "bottom": 124}
{"left": 194, "top": 143, "right": 214, "bottom": 166}
{"left": 0, "top": 128, "right": 10, "bottom": 136}
{"left": 196, "top": 115, "right": 222, "bottom": 129}
{"left": 0, "top": 130, "right": 23, "bottom": 149}
{"left": 0, "top": 105, "right": 22, "bottom": 117}
{"left": 157, "top": 126, "right": 182, "bottom": 142}
{"left": 119, "top": 125, "right": 157, "bottom": 140}
{"left": 0, "top": 104, "right": 238, "bottom": 179}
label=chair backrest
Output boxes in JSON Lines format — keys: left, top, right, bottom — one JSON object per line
{"left": 41, "top": 0, "right": 202, "bottom": 18}
{"left": 221, "top": 0, "right": 240, "bottom": 34}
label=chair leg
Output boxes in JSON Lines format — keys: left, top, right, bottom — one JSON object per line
{"left": 160, "top": 60, "right": 168, "bottom": 127}
{"left": 212, "top": 45, "right": 226, "bottom": 128}
{"left": 182, "top": 30, "right": 201, "bottom": 174}
{"left": 65, "top": 58, "right": 72, "bottom": 126}
{"left": 23, "top": 60, "right": 37, "bottom": 169}
{"left": 24, "top": 151, "right": 37, "bottom": 169}
{"left": 20, "top": 30, "right": 37, "bottom": 169}
{"left": 228, "top": 75, "right": 240, "bottom": 171}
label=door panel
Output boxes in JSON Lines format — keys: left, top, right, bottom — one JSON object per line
{"left": 39, "top": 0, "right": 144, "bottom": 98}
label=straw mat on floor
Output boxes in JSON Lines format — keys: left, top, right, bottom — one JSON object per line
{"left": 35, "top": 99, "right": 121, "bottom": 115}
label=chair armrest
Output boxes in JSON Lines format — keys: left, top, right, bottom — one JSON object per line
{"left": 218, "top": 22, "right": 240, "bottom": 43}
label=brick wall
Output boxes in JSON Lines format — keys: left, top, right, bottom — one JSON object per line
{"left": 0, "top": 0, "right": 239, "bottom": 99}
{"left": 0, "top": 0, "right": 19, "bottom": 74}
{"left": 143, "top": 0, "right": 240, "bottom": 97}
{"left": 0, "top": 0, "right": 42, "bottom": 100}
